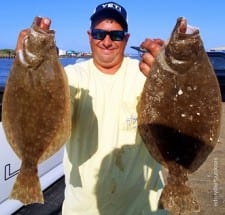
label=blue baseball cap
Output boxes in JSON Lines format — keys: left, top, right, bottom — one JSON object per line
{"left": 90, "top": 2, "right": 128, "bottom": 32}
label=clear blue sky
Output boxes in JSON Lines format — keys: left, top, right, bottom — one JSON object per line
{"left": 1, "top": 0, "right": 225, "bottom": 54}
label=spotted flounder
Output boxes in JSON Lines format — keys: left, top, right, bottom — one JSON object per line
{"left": 2, "top": 17, "right": 71, "bottom": 204}
{"left": 137, "top": 17, "right": 222, "bottom": 214}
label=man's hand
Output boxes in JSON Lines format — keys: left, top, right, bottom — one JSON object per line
{"left": 139, "top": 38, "right": 164, "bottom": 77}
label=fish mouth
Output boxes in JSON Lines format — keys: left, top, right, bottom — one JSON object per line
{"left": 33, "top": 16, "right": 51, "bottom": 31}
{"left": 18, "top": 16, "right": 55, "bottom": 68}
{"left": 32, "top": 16, "right": 55, "bottom": 36}
{"left": 185, "top": 24, "right": 199, "bottom": 34}
{"left": 178, "top": 17, "right": 199, "bottom": 35}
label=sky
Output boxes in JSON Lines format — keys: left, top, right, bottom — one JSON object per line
{"left": 1, "top": 0, "right": 225, "bottom": 54}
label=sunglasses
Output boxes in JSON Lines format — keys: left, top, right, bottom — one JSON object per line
{"left": 91, "top": 29, "right": 127, "bottom": 41}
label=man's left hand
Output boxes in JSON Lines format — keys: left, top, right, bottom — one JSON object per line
{"left": 139, "top": 38, "right": 164, "bottom": 77}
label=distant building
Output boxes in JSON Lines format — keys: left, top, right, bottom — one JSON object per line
{"left": 66, "top": 50, "right": 77, "bottom": 56}
{"left": 58, "top": 48, "right": 92, "bottom": 57}
{"left": 58, "top": 49, "right": 67, "bottom": 56}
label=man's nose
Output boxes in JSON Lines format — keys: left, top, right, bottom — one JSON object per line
{"left": 102, "top": 34, "right": 113, "bottom": 46}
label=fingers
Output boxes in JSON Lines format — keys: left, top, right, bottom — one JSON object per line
{"left": 139, "top": 52, "right": 155, "bottom": 77}
{"left": 139, "top": 38, "right": 164, "bottom": 77}
{"left": 179, "top": 18, "right": 187, "bottom": 33}
{"left": 140, "top": 38, "right": 164, "bottom": 57}
{"left": 152, "top": 38, "right": 164, "bottom": 47}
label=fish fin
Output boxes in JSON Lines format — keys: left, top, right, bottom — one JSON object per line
{"left": 159, "top": 183, "right": 200, "bottom": 214}
{"left": 10, "top": 164, "right": 44, "bottom": 205}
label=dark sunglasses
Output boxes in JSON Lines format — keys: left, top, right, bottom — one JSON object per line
{"left": 91, "top": 29, "right": 127, "bottom": 41}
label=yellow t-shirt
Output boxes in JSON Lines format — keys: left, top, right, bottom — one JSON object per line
{"left": 62, "top": 57, "right": 168, "bottom": 215}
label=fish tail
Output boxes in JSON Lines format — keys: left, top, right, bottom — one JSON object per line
{"left": 159, "top": 182, "right": 200, "bottom": 214}
{"left": 10, "top": 163, "right": 44, "bottom": 205}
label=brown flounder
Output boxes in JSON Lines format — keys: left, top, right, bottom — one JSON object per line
{"left": 137, "top": 17, "right": 222, "bottom": 214}
{"left": 2, "top": 17, "right": 71, "bottom": 204}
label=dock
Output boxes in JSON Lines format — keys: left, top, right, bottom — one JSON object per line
{"left": 12, "top": 176, "right": 65, "bottom": 215}
{"left": 187, "top": 103, "right": 225, "bottom": 214}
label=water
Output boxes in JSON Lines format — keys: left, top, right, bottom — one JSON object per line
{"left": 0, "top": 57, "right": 87, "bottom": 88}
{"left": 0, "top": 58, "right": 14, "bottom": 88}
{"left": 0, "top": 55, "right": 140, "bottom": 89}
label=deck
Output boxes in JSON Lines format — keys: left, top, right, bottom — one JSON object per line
{"left": 188, "top": 103, "right": 225, "bottom": 214}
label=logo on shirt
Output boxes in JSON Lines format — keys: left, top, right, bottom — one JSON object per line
{"left": 126, "top": 114, "right": 137, "bottom": 130}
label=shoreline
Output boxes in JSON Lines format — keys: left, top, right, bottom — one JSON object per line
{"left": 0, "top": 55, "right": 92, "bottom": 59}
{"left": 0, "top": 55, "right": 15, "bottom": 59}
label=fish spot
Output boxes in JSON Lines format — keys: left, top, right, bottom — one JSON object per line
{"left": 181, "top": 113, "right": 186, "bottom": 117}
{"left": 178, "top": 89, "right": 183, "bottom": 95}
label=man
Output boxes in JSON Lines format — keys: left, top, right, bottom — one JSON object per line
{"left": 62, "top": 2, "right": 167, "bottom": 215}
{"left": 16, "top": 2, "right": 168, "bottom": 214}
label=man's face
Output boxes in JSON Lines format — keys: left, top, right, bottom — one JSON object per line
{"left": 88, "top": 19, "right": 130, "bottom": 73}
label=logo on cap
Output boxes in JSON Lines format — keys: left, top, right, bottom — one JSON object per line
{"left": 101, "top": 2, "right": 122, "bottom": 12}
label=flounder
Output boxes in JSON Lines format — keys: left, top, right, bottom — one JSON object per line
{"left": 137, "top": 17, "right": 222, "bottom": 214}
{"left": 2, "top": 17, "right": 71, "bottom": 204}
